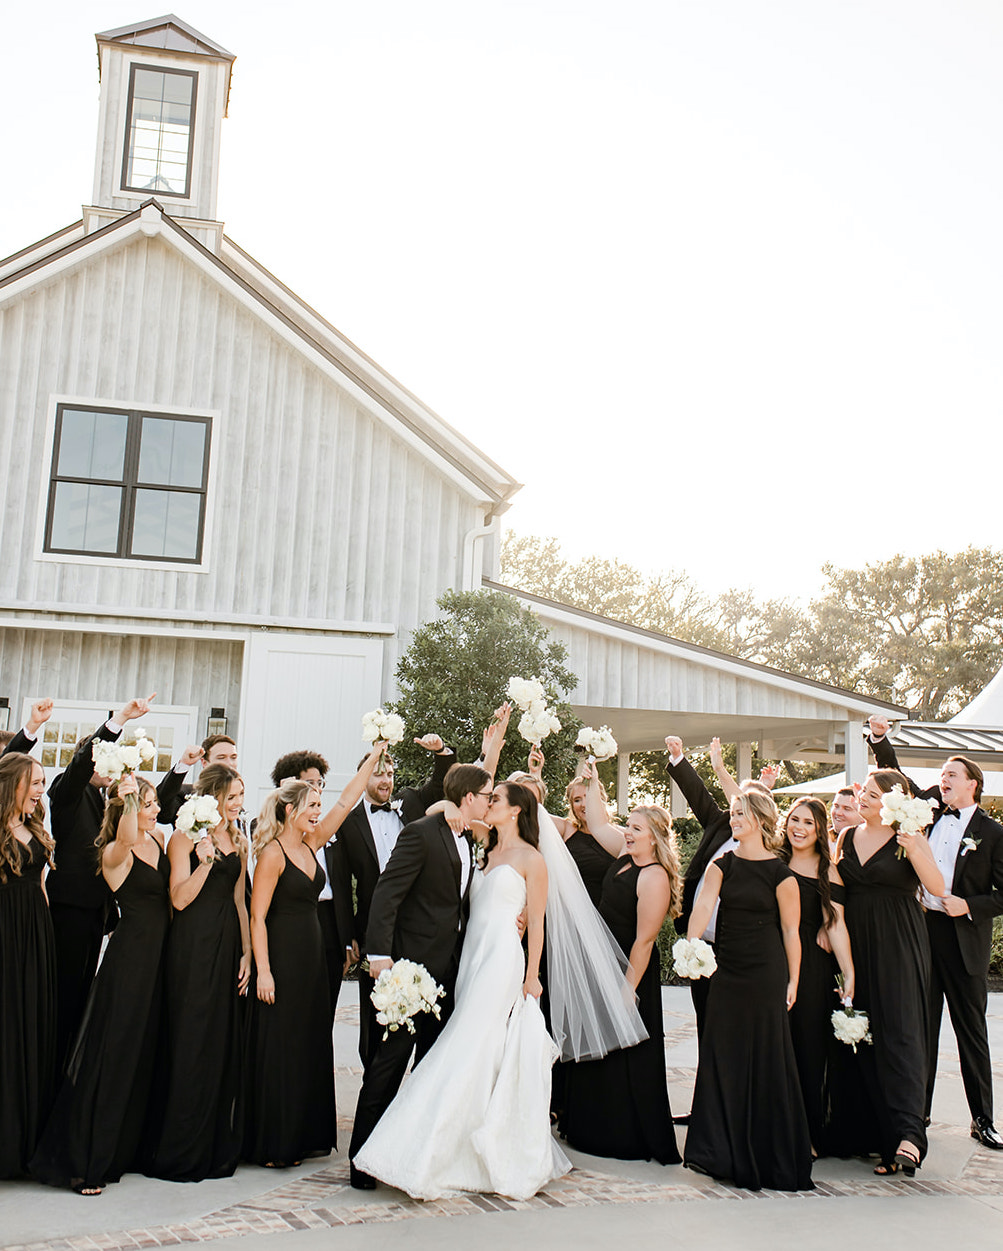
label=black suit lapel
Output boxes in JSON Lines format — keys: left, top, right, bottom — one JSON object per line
{"left": 437, "top": 819, "right": 463, "bottom": 895}
{"left": 951, "top": 809, "right": 986, "bottom": 893}
{"left": 352, "top": 799, "right": 380, "bottom": 869}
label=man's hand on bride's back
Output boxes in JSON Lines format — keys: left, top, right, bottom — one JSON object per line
{"left": 515, "top": 908, "right": 527, "bottom": 940}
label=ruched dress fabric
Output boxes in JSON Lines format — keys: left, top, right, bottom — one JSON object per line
{"left": 245, "top": 846, "right": 335, "bottom": 1166}
{"left": 787, "top": 873, "right": 843, "bottom": 1153}
{"left": 0, "top": 837, "right": 56, "bottom": 1179}
{"left": 148, "top": 850, "right": 244, "bottom": 1181}
{"left": 31, "top": 846, "right": 171, "bottom": 1190}
{"left": 561, "top": 856, "right": 680, "bottom": 1164}
{"left": 355, "top": 863, "right": 570, "bottom": 1200}
{"left": 832, "top": 828, "right": 931, "bottom": 1164}
{"left": 684, "top": 853, "right": 813, "bottom": 1191}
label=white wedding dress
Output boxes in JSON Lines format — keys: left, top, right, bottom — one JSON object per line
{"left": 353, "top": 862, "right": 572, "bottom": 1200}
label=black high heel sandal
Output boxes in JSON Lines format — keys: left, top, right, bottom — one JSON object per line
{"left": 893, "top": 1147, "right": 920, "bottom": 1178}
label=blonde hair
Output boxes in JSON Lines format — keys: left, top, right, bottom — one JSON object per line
{"left": 94, "top": 775, "right": 157, "bottom": 869}
{"left": 631, "top": 805, "right": 683, "bottom": 919}
{"left": 733, "top": 788, "right": 781, "bottom": 851}
{"left": 566, "top": 775, "right": 608, "bottom": 832}
{"left": 0, "top": 753, "right": 53, "bottom": 883}
{"left": 195, "top": 764, "right": 248, "bottom": 858}
{"left": 253, "top": 779, "right": 319, "bottom": 856}
{"left": 507, "top": 770, "right": 548, "bottom": 804}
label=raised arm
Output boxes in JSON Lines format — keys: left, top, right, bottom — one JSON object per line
{"left": 480, "top": 704, "right": 512, "bottom": 781}
{"left": 101, "top": 775, "right": 141, "bottom": 888}
{"left": 2, "top": 698, "right": 54, "bottom": 758}
{"left": 664, "top": 736, "right": 726, "bottom": 828}
{"left": 407, "top": 735, "right": 457, "bottom": 816}
{"left": 166, "top": 825, "right": 214, "bottom": 910}
{"left": 312, "top": 742, "right": 387, "bottom": 847}
{"left": 156, "top": 744, "right": 202, "bottom": 825}
{"left": 582, "top": 762, "right": 628, "bottom": 857}
{"left": 709, "top": 737, "right": 741, "bottom": 804}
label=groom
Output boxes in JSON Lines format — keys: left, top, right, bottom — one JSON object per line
{"left": 348, "top": 762, "right": 492, "bottom": 1189}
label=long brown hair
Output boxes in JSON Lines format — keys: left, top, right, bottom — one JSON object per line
{"left": 486, "top": 782, "right": 541, "bottom": 853}
{"left": 779, "top": 798, "right": 837, "bottom": 927}
{"left": 94, "top": 776, "right": 157, "bottom": 869}
{"left": 0, "top": 753, "right": 54, "bottom": 883}
{"left": 631, "top": 805, "right": 683, "bottom": 920}
{"left": 195, "top": 764, "right": 248, "bottom": 858}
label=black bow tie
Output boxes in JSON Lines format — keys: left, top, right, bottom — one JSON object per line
{"left": 940, "top": 806, "right": 962, "bottom": 819}
{"left": 461, "top": 829, "right": 474, "bottom": 845}
{"left": 370, "top": 802, "right": 394, "bottom": 814}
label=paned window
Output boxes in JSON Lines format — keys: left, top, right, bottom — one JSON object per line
{"left": 121, "top": 65, "right": 197, "bottom": 197}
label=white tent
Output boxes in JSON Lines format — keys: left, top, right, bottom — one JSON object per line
{"left": 777, "top": 765, "right": 1003, "bottom": 799}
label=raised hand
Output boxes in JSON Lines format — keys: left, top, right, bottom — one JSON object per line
{"left": 26, "top": 698, "right": 54, "bottom": 736}
{"left": 709, "top": 737, "right": 724, "bottom": 771}
{"left": 528, "top": 744, "right": 545, "bottom": 777}
{"left": 414, "top": 733, "right": 445, "bottom": 753}
{"left": 179, "top": 744, "right": 204, "bottom": 768}
{"left": 665, "top": 735, "right": 683, "bottom": 758}
{"left": 868, "top": 714, "right": 891, "bottom": 740}
{"left": 759, "top": 764, "right": 780, "bottom": 790}
{"left": 117, "top": 693, "right": 157, "bottom": 723}
{"left": 117, "top": 773, "right": 139, "bottom": 799}
{"left": 482, "top": 703, "right": 512, "bottom": 753}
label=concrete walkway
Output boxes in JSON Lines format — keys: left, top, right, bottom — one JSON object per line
{"left": 3, "top": 986, "right": 1002, "bottom": 1251}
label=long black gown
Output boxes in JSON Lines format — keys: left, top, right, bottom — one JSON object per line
{"left": 561, "top": 856, "right": 680, "bottom": 1164}
{"left": 565, "top": 830, "right": 616, "bottom": 907}
{"left": 0, "top": 836, "right": 56, "bottom": 1179}
{"left": 31, "top": 846, "right": 171, "bottom": 1190}
{"left": 148, "top": 850, "right": 245, "bottom": 1181}
{"left": 685, "top": 853, "right": 813, "bottom": 1191}
{"left": 787, "top": 872, "right": 842, "bottom": 1153}
{"left": 834, "top": 827, "right": 931, "bottom": 1164}
{"left": 245, "top": 845, "right": 335, "bottom": 1166}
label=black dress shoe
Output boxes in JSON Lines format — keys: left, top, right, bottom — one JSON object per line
{"left": 350, "top": 1163, "right": 377, "bottom": 1189}
{"left": 971, "top": 1117, "right": 1003, "bottom": 1150}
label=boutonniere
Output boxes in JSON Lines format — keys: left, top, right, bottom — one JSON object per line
{"left": 961, "top": 835, "right": 982, "bottom": 857}
{"left": 472, "top": 841, "right": 486, "bottom": 869}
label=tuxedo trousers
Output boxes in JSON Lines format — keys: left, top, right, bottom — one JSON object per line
{"left": 925, "top": 912, "right": 993, "bottom": 1121}
{"left": 49, "top": 902, "right": 106, "bottom": 1072}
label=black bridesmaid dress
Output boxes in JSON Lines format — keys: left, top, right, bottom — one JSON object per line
{"left": 685, "top": 853, "right": 813, "bottom": 1191}
{"left": 564, "top": 830, "right": 616, "bottom": 907}
{"left": 561, "top": 856, "right": 680, "bottom": 1164}
{"left": 31, "top": 846, "right": 171, "bottom": 1190}
{"left": 787, "top": 872, "right": 842, "bottom": 1153}
{"left": 0, "top": 837, "right": 56, "bottom": 1179}
{"left": 245, "top": 845, "right": 335, "bottom": 1166}
{"left": 833, "top": 828, "right": 931, "bottom": 1165}
{"left": 148, "top": 850, "right": 245, "bottom": 1181}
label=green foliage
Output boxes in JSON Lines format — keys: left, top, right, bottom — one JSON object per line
{"left": 387, "top": 589, "right": 582, "bottom": 798}
{"left": 991, "top": 916, "right": 1003, "bottom": 979}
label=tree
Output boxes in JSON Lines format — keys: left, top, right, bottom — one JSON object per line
{"left": 388, "top": 589, "right": 582, "bottom": 797}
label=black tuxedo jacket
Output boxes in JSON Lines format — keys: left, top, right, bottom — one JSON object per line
{"left": 364, "top": 812, "right": 472, "bottom": 986}
{"left": 869, "top": 734, "right": 1003, "bottom": 976}
{"left": 336, "top": 750, "right": 455, "bottom": 951}
{"left": 666, "top": 756, "right": 733, "bottom": 934}
{"left": 2, "top": 728, "right": 37, "bottom": 758}
{"left": 44, "top": 724, "right": 186, "bottom": 911}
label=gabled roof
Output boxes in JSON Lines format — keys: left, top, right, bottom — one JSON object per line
{"left": 0, "top": 201, "right": 522, "bottom": 510}
{"left": 96, "top": 14, "right": 235, "bottom": 61}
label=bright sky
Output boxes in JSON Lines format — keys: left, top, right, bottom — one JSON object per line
{"left": 4, "top": 2, "right": 1001, "bottom": 602}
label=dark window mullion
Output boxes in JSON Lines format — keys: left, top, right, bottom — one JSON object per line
{"left": 121, "top": 412, "right": 143, "bottom": 558}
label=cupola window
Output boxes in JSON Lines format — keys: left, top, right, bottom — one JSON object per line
{"left": 121, "top": 65, "right": 197, "bottom": 197}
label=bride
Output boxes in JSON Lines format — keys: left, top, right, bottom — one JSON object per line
{"left": 354, "top": 780, "right": 569, "bottom": 1199}
{"left": 353, "top": 777, "right": 647, "bottom": 1201}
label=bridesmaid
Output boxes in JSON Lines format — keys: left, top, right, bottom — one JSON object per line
{"left": 0, "top": 753, "right": 56, "bottom": 1179}
{"left": 148, "top": 764, "right": 251, "bottom": 1181}
{"left": 684, "top": 788, "right": 813, "bottom": 1191}
{"left": 31, "top": 774, "right": 170, "bottom": 1193}
{"left": 778, "top": 798, "right": 854, "bottom": 1156}
{"left": 245, "top": 744, "right": 386, "bottom": 1167}
{"left": 835, "top": 769, "right": 945, "bottom": 1176}
{"left": 561, "top": 766, "right": 682, "bottom": 1164}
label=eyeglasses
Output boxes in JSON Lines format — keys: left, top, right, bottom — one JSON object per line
{"left": 478, "top": 789, "right": 494, "bottom": 799}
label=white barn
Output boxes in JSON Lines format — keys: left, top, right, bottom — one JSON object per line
{"left": 0, "top": 16, "right": 902, "bottom": 809}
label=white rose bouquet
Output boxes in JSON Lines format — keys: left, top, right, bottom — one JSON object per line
{"left": 92, "top": 732, "right": 157, "bottom": 811}
{"left": 879, "top": 784, "right": 937, "bottom": 858}
{"left": 517, "top": 701, "right": 561, "bottom": 747}
{"left": 361, "top": 707, "right": 405, "bottom": 771}
{"left": 672, "top": 937, "right": 718, "bottom": 980}
{"left": 575, "top": 725, "right": 618, "bottom": 763}
{"left": 370, "top": 959, "right": 445, "bottom": 1041}
{"left": 831, "top": 974, "right": 871, "bottom": 1052}
{"left": 507, "top": 676, "right": 546, "bottom": 710}
{"left": 175, "top": 793, "right": 224, "bottom": 863}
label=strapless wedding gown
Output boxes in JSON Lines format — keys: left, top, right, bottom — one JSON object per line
{"left": 354, "top": 863, "right": 571, "bottom": 1200}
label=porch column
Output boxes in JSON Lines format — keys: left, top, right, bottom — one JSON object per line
{"left": 617, "top": 751, "right": 631, "bottom": 817}
{"left": 844, "top": 718, "right": 867, "bottom": 786}
{"left": 736, "top": 741, "right": 753, "bottom": 782}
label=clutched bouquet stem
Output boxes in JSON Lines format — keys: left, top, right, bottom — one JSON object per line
{"left": 92, "top": 733, "right": 157, "bottom": 812}
{"left": 831, "top": 973, "right": 872, "bottom": 1052}
{"left": 879, "top": 785, "right": 938, "bottom": 858}
{"left": 362, "top": 708, "right": 405, "bottom": 771}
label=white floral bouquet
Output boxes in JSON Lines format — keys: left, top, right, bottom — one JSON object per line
{"left": 370, "top": 959, "right": 445, "bottom": 1041}
{"left": 175, "top": 793, "right": 223, "bottom": 862}
{"left": 362, "top": 707, "right": 405, "bottom": 770}
{"left": 831, "top": 1006, "right": 872, "bottom": 1052}
{"left": 879, "top": 784, "right": 937, "bottom": 858}
{"left": 93, "top": 733, "right": 157, "bottom": 811}
{"left": 506, "top": 676, "right": 546, "bottom": 709}
{"left": 575, "top": 725, "right": 618, "bottom": 762}
{"left": 518, "top": 702, "right": 561, "bottom": 747}
{"left": 672, "top": 937, "right": 717, "bottom": 980}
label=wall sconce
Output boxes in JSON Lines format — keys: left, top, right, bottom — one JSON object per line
{"left": 0, "top": 698, "right": 9, "bottom": 732}
{"left": 206, "top": 707, "right": 227, "bottom": 737}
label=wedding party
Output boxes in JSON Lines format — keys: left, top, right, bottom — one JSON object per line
{"left": 3, "top": 686, "right": 1002, "bottom": 1206}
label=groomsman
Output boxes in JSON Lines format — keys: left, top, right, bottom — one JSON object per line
{"left": 337, "top": 733, "right": 456, "bottom": 1064}
{"left": 829, "top": 787, "right": 861, "bottom": 837}
{"left": 867, "top": 716, "right": 1003, "bottom": 1149}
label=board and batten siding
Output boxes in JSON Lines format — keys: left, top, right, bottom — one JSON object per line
{"left": 0, "top": 233, "right": 479, "bottom": 658}
{"left": 541, "top": 615, "right": 855, "bottom": 723}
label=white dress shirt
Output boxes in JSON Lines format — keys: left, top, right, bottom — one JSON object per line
{"left": 921, "top": 804, "right": 977, "bottom": 912}
{"left": 698, "top": 837, "right": 739, "bottom": 943}
{"left": 367, "top": 801, "right": 404, "bottom": 872}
